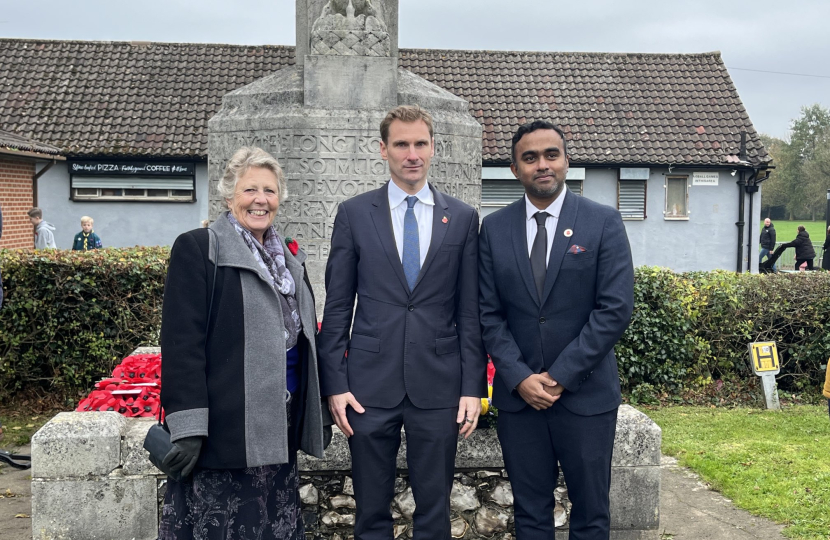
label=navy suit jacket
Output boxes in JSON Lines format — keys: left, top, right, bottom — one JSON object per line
{"left": 318, "top": 182, "right": 487, "bottom": 409}
{"left": 479, "top": 191, "right": 634, "bottom": 415}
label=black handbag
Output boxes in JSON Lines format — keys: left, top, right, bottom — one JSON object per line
{"left": 143, "top": 228, "right": 218, "bottom": 480}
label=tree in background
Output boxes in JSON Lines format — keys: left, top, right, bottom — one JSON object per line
{"left": 763, "top": 104, "right": 830, "bottom": 220}
{"left": 758, "top": 133, "right": 788, "bottom": 216}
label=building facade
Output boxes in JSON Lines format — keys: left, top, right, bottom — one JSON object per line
{"left": 0, "top": 39, "right": 771, "bottom": 271}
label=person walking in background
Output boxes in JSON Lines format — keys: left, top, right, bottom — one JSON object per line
{"left": 27, "top": 207, "right": 56, "bottom": 249}
{"left": 821, "top": 225, "right": 830, "bottom": 271}
{"left": 318, "top": 105, "right": 486, "bottom": 540}
{"left": 759, "top": 218, "right": 776, "bottom": 271}
{"left": 781, "top": 225, "right": 815, "bottom": 271}
{"left": 479, "top": 120, "right": 634, "bottom": 540}
{"left": 71, "top": 216, "right": 103, "bottom": 251}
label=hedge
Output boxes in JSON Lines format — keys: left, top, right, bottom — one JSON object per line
{"left": 1, "top": 249, "right": 829, "bottom": 400}
{"left": 0, "top": 247, "right": 168, "bottom": 399}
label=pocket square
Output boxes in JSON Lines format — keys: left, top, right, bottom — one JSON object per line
{"left": 568, "top": 245, "right": 587, "bottom": 254}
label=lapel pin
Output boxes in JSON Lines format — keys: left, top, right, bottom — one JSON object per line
{"left": 442, "top": 216, "right": 448, "bottom": 224}
{"left": 564, "top": 229, "right": 573, "bottom": 237}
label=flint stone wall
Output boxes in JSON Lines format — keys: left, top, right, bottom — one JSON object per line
{"left": 31, "top": 401, "right": 660, "bottom": 539}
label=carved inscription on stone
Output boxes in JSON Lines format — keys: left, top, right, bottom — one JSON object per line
{"left": 213, "top": 131, "right": 481, "bottom": 262}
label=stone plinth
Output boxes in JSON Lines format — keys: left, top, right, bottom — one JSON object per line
{"left": 31, "top": 411, "right": 125, "bottom": 478}
{"left": 30, "top": 405, "right": 660, "bottom": 540}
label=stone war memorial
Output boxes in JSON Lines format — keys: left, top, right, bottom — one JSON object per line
{"left": 209, "top": 0, "right": 483, "bottom": 312}
{"left": 29, "top": 1, "right": 661, "bottom": 539}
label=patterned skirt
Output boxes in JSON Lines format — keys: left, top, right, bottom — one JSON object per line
{"left": 158, "top": 451, "right": 303, "bottom": 540}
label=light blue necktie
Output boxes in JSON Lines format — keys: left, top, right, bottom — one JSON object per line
{"left": 402, "top": 195, "right": 420, "bottom": 290}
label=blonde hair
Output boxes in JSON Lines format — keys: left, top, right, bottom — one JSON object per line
{"left": 80, "top": 216, "right": 94, "bottom": 225}
{"left": 217, "top": 147, "right": 287, "bottom": 205}
{"left": 380, "top": 105, "right": 434, "bottom": 143}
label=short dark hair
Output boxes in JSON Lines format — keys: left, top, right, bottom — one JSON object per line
{"left": 511, "top": 120, "right": 569, "bottom": 163}
{"left": 797, "top": 225, "right": 806, "bottom": 232}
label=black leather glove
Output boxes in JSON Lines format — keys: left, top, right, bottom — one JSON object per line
{"left": 162, "top": 436, "right": 203, "bottom": 479}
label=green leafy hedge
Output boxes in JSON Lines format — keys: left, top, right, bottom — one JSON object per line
{"left": 618, "top": 268, "right": 830, "bottom": 395}
{"left": 1, "top": 250, "right": 828, "bottom": 401}
{"left": 0, "top": 247, "right": 168, "bottom": 400}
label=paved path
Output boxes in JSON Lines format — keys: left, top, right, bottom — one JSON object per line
{"left": 0, "top": 445, "right": 33, "bottom": 540}
{"left": 0, "top": 449, "right": 790, "bottom": 540}
{"left": 659, "top": 455, "right": 786, "bottom": 539}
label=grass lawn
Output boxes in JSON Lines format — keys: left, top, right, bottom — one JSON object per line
{"left": 645, "top": 405, "right": 830, "bottom": 540}
{"left": 0, "top": 407, "right": 56, "bottom": 448}
{"left": 761, "top": 220, "right": 828, "bottom": 244}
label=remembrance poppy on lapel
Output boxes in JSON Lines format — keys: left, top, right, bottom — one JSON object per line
{"left": 285, "top": 237, "right": 300, "bottom": 256}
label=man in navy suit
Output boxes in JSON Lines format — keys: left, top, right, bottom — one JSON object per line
{"left": 479, "top": 120, "right": 634, "bottom": 540}
{"left": 318, "top": 105, "right": 487, "bottom": 540}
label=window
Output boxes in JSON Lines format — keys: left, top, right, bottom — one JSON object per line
{"left": 481, "top": 179, "right": 524, "bottom": 217}
{"left": 565, "top": 180, "right": 583, "bottom": 196}
{"left": 71, "top": 177, "right": 195, "bottom": 202}
{"left": 618, "top": 168, "right": 648, "bottom": 220}
{"left": 480, "top": 167, "right": 588, "bottom": 218}
{"left": 664, "top": 176, "right": 689, "bottom": 219}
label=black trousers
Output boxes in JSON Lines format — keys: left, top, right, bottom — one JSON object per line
{"left": 498, "top": 402, "right": 618, "bottom": 540}
{"left": 795, "top": 258, "right": 814, "bottom": 270}
{"left": 347, "top": 396, "right": 459, "bottom": 540}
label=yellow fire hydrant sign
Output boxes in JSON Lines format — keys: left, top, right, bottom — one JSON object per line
{"left": 748, "top": 341, "right": 781, "bottom": 375}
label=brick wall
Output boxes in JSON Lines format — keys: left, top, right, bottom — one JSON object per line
{"left": 0, "top": 158, "right": 35, "bottom": 249}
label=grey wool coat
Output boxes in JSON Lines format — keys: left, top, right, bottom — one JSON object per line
{"left": 161, "top": 213, "right": 327, "bottom": 469}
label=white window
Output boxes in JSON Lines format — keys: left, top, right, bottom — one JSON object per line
{"left": 664, "top": 176, "right": 689, "bottom": 219}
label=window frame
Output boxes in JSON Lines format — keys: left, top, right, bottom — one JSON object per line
{"left": 664, "top": 175, "right": 690, "bottom": 220}
{"left": 69, "top": 171, "right": 197, "bottom": 203}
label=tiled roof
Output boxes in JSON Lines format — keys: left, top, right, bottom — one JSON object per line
{"left": 0, "top": 127, "right": 61, "bottom": 156}
{"left": 0, "top": 38, "right": 769, "bottom": 166}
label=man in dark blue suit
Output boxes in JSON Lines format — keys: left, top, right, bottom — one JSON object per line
{"left": 318, "top": 105, "right": 487, "bottom": 540}
{"left": 479, "top": 121, "right": 634, "bottom": 540}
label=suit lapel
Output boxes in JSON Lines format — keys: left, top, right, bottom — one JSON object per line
{"left": 541, "top": 191, "right": 579, "bottom": 303}
{"left": 370, "top": 183, "right": 411, "bottom": 293}
{"left": 509, "top": 199, "right": 539, "bottom": 305}
{"left": 413, "top": 186, "right": 451, "bottom": 290}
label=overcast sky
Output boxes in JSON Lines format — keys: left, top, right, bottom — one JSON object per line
{"left": 3, "top": 0, "right": 829, "bottom": 140}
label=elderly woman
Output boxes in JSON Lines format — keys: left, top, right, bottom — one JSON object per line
{"left": 158, "top": 147, "right": 326, "bottom": 540}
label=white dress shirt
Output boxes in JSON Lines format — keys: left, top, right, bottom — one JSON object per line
{"left": 388, "top": 180, "right": 434, "bottom": 267}
{"left": 525, "top": 189, "right": 567, "bottom": 267}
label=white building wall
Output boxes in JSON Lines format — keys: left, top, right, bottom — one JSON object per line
{"left": 35, "top": 162, "right": 209, "bottom": 249}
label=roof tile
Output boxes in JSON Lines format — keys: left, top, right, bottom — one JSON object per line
{"left": 0, "top": 39, "right": 769, "bottom": 166}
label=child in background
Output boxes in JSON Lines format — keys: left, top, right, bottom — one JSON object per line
{"left": 27, "top": 207, "right": 57, "bottom": 249}
{"left": 72, "top": 216, "right": 103, "bottom": 251}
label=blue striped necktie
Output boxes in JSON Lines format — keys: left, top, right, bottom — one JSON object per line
{"left": 402, "top": 195, "right": 420, "bottom": 290}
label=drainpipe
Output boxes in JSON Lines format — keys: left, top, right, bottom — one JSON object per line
{"left": 745, "top": 179, "right": 759, "bottom": 272}
{"left": 735, "top": 132, "right": 747, "bottom": 273}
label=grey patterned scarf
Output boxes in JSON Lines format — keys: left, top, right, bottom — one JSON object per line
{"left": 227, "top": 213, "right": 302, "bottom": 349}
